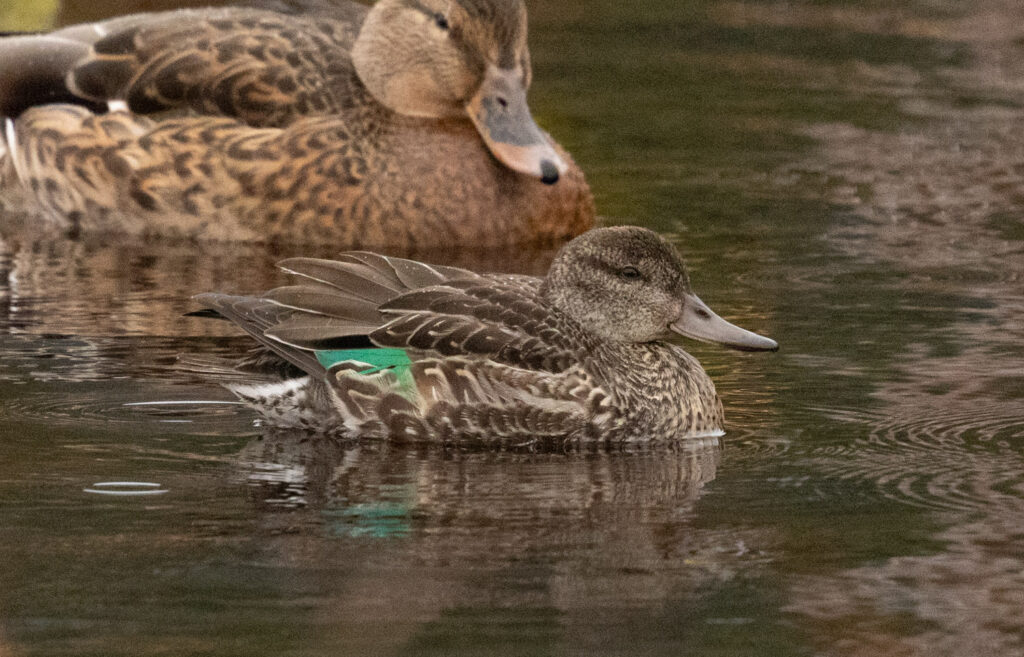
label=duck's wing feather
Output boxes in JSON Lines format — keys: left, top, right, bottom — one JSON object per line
{"left": 195, "top": 255, "right": 612, "bottom": 442}
{"left": 193, "top": 253, "right": 483, "bottom": 374}
{"left": 368, "top": 277, "right": 596, "bottom": 373}
{"left": 241, "top": 266, "right": 583, "bottom": 374}
{"left": 243, "top": 0, "right": 358, "bottom": 16}
{"left": 0, "top": 5, "right": 365, "bottom": 125}
{"left": 0, "top": 34, "right": 101, "bottom": 116}
{"left": 198, "top": 253, "right": 593, "bottom": 381}
{"left": 193, "top": 292, "right": 328, "bottom": 376}
{"left": 241, "top": 263, "right": 587, "bottom": 374}
{"left": 2, "top": 107, "right": 363, "bottom": 236}
{"left": 279, "top": 253, "right": 481, "bottom": 299}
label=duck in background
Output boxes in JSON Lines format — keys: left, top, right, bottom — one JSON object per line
{"left": 190, "top": 226, "right": 778, "bottom": 444}
{"left": 0, "top": 0, "right": 593, "bottom": 248}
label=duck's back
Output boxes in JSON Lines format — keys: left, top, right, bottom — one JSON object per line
{"left": 0, "top": 2, "right": 370, "bottom": 127}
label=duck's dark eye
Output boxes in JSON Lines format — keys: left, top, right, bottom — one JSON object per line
{"left": 619, "top": 266, "right": 642, "bottom": 281}
{"left": 433, "top": 13, "right": 450, "bottom": 30}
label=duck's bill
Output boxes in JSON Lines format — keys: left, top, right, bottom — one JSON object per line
{"left": 466, "top": 66, "right": 567, "bottom": 185}
{"left": 670, "top": 293, "right": 779, "bottom": 352}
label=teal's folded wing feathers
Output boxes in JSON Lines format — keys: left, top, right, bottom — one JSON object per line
{"left": 370, "top": 277, "right": 596, "bottom": 374}
{"left": 192, "top": 251, "right": 486, "bottom": 381}
{"left": 316, "top": 347, "right": 412, "bottom": 372}
{"left": 192, "top": 292, "right": 327, "bottom": 376}
{"left": 317, "top": 347, "right": 416, "bottom": 399}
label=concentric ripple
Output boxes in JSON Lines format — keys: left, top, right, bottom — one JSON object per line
{"left": 804, "top": 403, "right": 1024, "bottom": 513}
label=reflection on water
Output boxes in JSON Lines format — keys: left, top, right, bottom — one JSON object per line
{"left": 746, "top": 1, "right": 1024, "bottom": 654}
{"left": 0, "top": 229, "right": 558, "bottom": 338}
{"left": 2, "top": 0, "right": 1024, "bottom": 655}
{"left": 788, "top": 516, "right": 1024, "bottom": 656}
{"left": 234, "top": 432, "right": 720, "bottom": 514}
{"left": 225, "top": 435, "right": 773, "bottom": 656}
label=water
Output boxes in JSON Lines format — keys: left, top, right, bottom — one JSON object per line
{"left": 2, "top": 0, "right": 1024, "bottom": 655}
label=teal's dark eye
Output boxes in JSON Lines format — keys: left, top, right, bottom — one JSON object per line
{"left": 619, "top": 266, "right": 642, "bottom": 280}
{"left": 433, "top": 13, "right": 450, "bottom": 30}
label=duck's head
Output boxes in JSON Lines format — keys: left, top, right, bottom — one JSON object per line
{"left": 352, "top": 0, "right": 566, "bottom": 184}
{"left": 541, "top": 227, "right": 779, "bottom": 350}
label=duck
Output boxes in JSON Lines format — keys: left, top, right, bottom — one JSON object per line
{"left": 0, "top": 0, "right": 593, "bottom": 248}
{"left": 191, "top": 226, "right": 778, "bottom": 443}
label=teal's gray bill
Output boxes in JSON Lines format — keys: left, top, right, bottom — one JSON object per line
{"left": 671, "top": 293, "right": 779, "bottom": 352}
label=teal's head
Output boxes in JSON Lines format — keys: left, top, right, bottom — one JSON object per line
{"left": 541, "top": 227, "right": 778, "bottom": 351}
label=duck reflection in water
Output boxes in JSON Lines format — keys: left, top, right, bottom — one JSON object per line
{"left": 235, "top": 428, "right": 721, "bottom": 520}
{"left": 228, "top": 428, "right": 738, "bottom": 655}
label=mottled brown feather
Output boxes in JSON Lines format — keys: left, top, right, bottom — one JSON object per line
{"left": 68, "top": 6, "right": 366, "bottom": 127}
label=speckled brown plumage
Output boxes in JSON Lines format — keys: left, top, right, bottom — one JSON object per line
{"left": 194, "top": 227, "right": 779, "bottom": 443}
{"left": 0, "top": 0, "right": 593, "bottom": 247}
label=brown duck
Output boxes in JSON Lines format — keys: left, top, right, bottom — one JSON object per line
{"left": 0, "top": 0, "right": 594, "bottom": 247}
{"left": 192, "top": 227, "right": 778, "bottom": 444}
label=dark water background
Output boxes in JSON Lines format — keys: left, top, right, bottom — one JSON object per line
{"left": 2, "top": 1, "right": 1024, "bottom": 655}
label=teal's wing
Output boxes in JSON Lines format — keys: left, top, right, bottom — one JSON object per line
{"left": 317, "top": 347, "right": 417, "bottom": 399}
{"left": 194, "top": 252, "right": 482, "bottom": 382}
{"left": 369, "top": 277, "right": 598, "bottom": 375}
{"left": 316, "top": 347, "right": 412, "bottom": 372}
{"left": 193, "top": 292, "right": 328, "bottom": 377}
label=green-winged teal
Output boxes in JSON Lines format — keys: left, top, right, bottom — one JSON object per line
{"left": 192, "top": 226, "right": 778, "bottom": 443}
{"left": 0, "top": 0, "right": 593, "bottom": 247}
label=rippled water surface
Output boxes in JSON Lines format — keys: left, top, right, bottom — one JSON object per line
{"left": 2, "top": 1, "right": 1024, "bottom": 655}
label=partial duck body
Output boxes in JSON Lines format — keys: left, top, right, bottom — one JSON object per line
{"left": 0, "top": 0, "right": 594, "bottom": 248}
